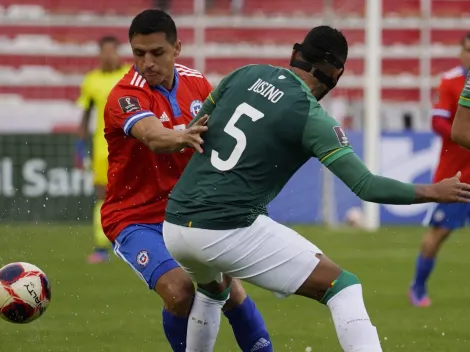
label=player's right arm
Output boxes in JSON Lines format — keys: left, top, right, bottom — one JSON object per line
{"left": 451, "top": 72, "right": 470, "bottom": 149}
{"left": 301, "top": 102, "right": 470, "bottom": 204}
{"left": 106, "top": 86, "right": 208, "bottom": 153}
{"left": 431, "top": 77, "right": 454, "bottom": 139}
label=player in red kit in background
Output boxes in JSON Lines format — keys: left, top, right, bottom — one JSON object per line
{"left": 101, "top": 9, "right": 272, "bottom": 352}
{"left": 409, "top": 32, "right": 470, "bottom": 307}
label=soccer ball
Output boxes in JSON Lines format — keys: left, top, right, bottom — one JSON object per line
{"left": 0, "top": 262, "right": 51, "bottom": 324}
{"left": 344, "top": 206, "right": 365, "bottom": 228}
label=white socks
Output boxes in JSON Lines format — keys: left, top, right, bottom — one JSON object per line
{"left": 186, "top": 291, "right": 227, "bottom": 352}
{"left": 327, "top": 284, "right": 383, "bottom": 352}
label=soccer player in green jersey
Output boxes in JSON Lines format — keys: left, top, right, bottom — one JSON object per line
{"left": 452, "top": 71, "right": 470, "bottom": 148}
{"left": 162, "top": 26, "right": 470, "bottom": 351}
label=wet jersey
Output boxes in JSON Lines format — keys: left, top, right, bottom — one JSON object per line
{"left": 165, "top": 64, "right": 353, "bottom": 230}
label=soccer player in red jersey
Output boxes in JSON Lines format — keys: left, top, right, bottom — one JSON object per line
{"left": 409, "top": 32, "right": 470, "bottom": 307}
{"left": 101, "top": 9, "right": 272, "bottom": 351}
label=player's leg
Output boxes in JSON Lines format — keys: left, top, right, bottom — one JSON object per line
{"left": 88, "top": 150, "right": 111, "bottom": 263}
{"left": 164, "top": 216, "right": 382, "bottom": 352}
{"left": 162, "top": 222, "right": 272, "bottom": 352}
{"left": 113, "top": 223, "right": 194, "bottom": 351}
{"left": 294, "top": 255, "right": 382, "bottom": 351}
{"left": 409, "top": 203, "right": 466, "bottom": 306}
{"left": 163, "top": 222, "right": 229, "bottom": 351}
{"left": 222, "top": 280, "right": 273, "bottom": 352}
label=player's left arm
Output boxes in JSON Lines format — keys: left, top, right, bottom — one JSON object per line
{"left": 431, "top": 78, "right": 454, "bottom": 139}
{"left": 302, "top": 104, "right": 432, "bottom": 204}
{"left": 451, "top": 72, "right": 470, "bottom": 149}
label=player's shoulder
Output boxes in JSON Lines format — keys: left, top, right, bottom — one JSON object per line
{"left": 110, "top": 67, "right": 151, "bottom": 97}
{"left": 441, "top": 66, "right": 466, "bottom": 82}
{"left": 175, "top": 63, "right": 205, "bottom": 80}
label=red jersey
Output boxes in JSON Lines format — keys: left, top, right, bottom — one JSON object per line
{"left": 432, "top": 66, "right": 470, "bottom": 183}
{"left": 101, "top": 64, "right": 212, "bottom": 241}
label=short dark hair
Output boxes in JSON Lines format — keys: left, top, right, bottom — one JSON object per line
{"left": 98, "top": 35, "right": 119, "bottom": 48}
{"left": 461, "top": 32, "right": 470, "bottom": 46}
{"left": 128, "top": 9, "right": 177, "bottom": 44}
{"left": 300, "top": 26, "right": 348, "bottom": 66}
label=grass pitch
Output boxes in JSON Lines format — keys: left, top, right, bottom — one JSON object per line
{"left": 1, "top": 224, "right": 470, "bottom": 351}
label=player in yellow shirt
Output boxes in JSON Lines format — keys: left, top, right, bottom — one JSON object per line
{"left": 75, "top": 36, "right": 129, "bottom": 263}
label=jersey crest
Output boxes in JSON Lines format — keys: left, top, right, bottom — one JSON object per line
{"left": 333, "top": 126, "right": 350, "bottom": 147}
{"left": 190, "top": 100, "right": 203, "bottom": 118}
{"left": 118, "top": 96, "right": 142, "bottom": 114}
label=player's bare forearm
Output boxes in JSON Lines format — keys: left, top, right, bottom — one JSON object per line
{"left": 130, "top": 117, "right": 186, "bottom": 153}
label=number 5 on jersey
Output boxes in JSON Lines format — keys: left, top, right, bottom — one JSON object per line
{"left": 211, "top": 102, "right": 264, "bottom": 171}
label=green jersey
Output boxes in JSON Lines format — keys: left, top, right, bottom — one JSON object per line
{"left": 166, "top": 64, "right": 353, "bottom": 229}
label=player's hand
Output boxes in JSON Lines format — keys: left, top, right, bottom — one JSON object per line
{"left": 430, "top": 171, "right": 470, "bottom": 203}
{"left": 181, "top": 115, "right": 209, "bottom": 153}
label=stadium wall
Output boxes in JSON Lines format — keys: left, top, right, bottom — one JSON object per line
{"left": 0, "top": 132, "right": 440, "bottom": 225}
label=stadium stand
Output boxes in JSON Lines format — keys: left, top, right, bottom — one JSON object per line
{"left": 1, "top": 0, "right": 470, "bottom": 131}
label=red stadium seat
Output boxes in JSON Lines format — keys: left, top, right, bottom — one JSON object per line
{"left": 0, "top": 25, "right": 194, "bottom": 44}
{"left": 1, "top": 0, "right": 195, "bottom": 15}
{"left": 383, "top": 29, "right": 420, "bottom": 45}
{"left": 382, "top": 0, "right": 420, "bottom": 17}
{"left": 0, "top": 0, "right": 466, "bottom": 107}
{"left": 432, "top": 1, "right": 470, "bottom": 17}
{"left": 242, "top": 0, "right": 322, "bottom": 16}
{"left": 205, "top": 28, "right": 307, "bottom": 45}
{"left": 0, "top": 86, "right": 79, "bottom": 100}
{"left": 431, "top": 29, "right": 469, "bottom": 45}
{"left": 334, "top": 0, "right": 421, "bottom": 18}
{"left": 0, "top": 55, "right": 194, "bottom": 74}
{"left": 431, "top": 58, "right": 462, "bottom": 75}
{"left": 331, "top": 0, "right": 365, "bottom": 17}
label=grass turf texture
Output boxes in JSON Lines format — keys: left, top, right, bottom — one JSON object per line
{"left": 1, "top": 224, "right": 470, "bottom": 351}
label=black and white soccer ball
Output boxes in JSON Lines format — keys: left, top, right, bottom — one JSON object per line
{"left": 0, "top": 262, "right": 51, "bottom": 324}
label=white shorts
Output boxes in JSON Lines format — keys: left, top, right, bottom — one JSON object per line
{"left": 163, "top": 215, "right": 322, "bottom": 297}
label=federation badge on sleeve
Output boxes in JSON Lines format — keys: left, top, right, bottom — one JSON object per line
{"left": 333, "top": 126, "right": 350, "bottom": 147}
{"left": 118, "top": 96, "right": 142, "bottom": 114}
{"left": 190, "top": 100, "right": 203, "bottom": 118}
{"left": 136, "top": 250, "right": 150, "bottom": 267}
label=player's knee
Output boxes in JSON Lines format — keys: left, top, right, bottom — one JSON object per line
{"left": 429, "top": 227, "right": 452, "bottom": 241}
{"left": 223, "top": 279, "right": 247, "bottom": 311}
{"left": 320, "top": 270, "right": 360, "bottom": 305}
{"left": 421, "top": 228, "right": 451, "bottom": 254}
{"left": 155, "top": 269, "right": 195, "bottom": 316}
